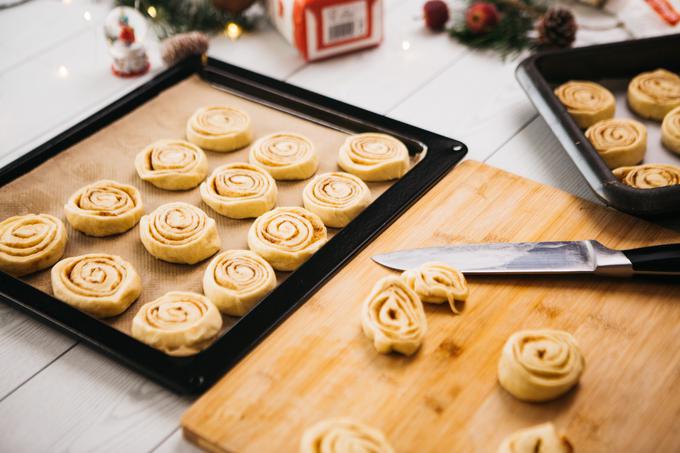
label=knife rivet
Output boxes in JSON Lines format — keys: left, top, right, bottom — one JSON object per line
{"left": 452, "top": 145, "right": 463, "bottom": 152}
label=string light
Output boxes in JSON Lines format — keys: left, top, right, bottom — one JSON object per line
{"left": 83, "top": 11, "right": 92, "bottom": 21}
{"left": 401, "top": 40, "right": 411, "bottom": 51}
{"left": 57, "top": 65, "right": 69, "bottom": 78}
{"left": 62, "top": 0, "right": 72, "bottom": 4}
{"left": 224, "top": 22, "right": 243, "bottom": 41}
{"left": 147, "top": 6, "right": 157, "bottom": 18}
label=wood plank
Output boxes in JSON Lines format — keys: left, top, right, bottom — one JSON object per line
{"left": 0, "top": 344, "right": 191, "bottom": 452}
{"left": 182, "top": 160, "right": 680, "bottom": 452}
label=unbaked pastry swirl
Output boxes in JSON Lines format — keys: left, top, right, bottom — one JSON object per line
{"left": 585, "top": 119, "right": 647, "bottom": 169}
{"left": 302, "top": 172, "right": 372, "bottom": 228}
{"left": 628, "top": 68, "right": 680, "bottom": 120}
{"left": 186, "top": 105, "right": 253, "bottom": 152}
{"left": 338, "top": 133, "right": 410, "bottom": 182}
{"left": 131, "top": 291, "right": 222, "bottom": 356}
{"left": 497, "top": 423, "right": 573, "bottom": 453}
{"left": 135, "top": 139, "right": 208, "bottom": 190}
{"left": 203, "top": 249, "right": 276, "bottom": 316}
{"left": 613, "top": 163, "right": 680, "bottom": 189}
{"left": 199, "top": 162, "right": 277, "bottom": 219}
{"left": 662, "top": 105, "right": 680, "bottom": 154}
{"left": 64, "top": 180, "right": 144, "bottom": 237}
{"left": 0, "top": 214, "right": 67, "bottom": 277}
{"left": 247, "top": 206, "right": 327, "bottom": 271}
{"left": 140, "top": 202, "right": 220, "bottom": 264}
{"left": 554, "top": 80, "right": 616, "bottom": 129}
{"left": 402, "top": 262, "right": 469, "bottom": 314}
{"left": 249, "top": 132, "right": 319, "bottom": 180}
{"left": 51, "top": 253, "right": 141, "bottom": 318}
{"left": 498, "top": 329, "right": 585, "bottom": 402}
{"left": 300, "top": 418, "right": 395, "bottom": 453}
{"left": 361, "top": 276, "right": 427, "bottom": 356}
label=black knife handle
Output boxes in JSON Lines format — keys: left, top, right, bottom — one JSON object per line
{"left": 622, "top": 243, "right": 680, "bottom": 275}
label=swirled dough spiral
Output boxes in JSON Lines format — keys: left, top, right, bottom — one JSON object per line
{"left": 361, "top": 276, "right": 427, "bottom": 356}
{"left": 50, "top": 253, "right": 141, "bottom": 318}
{"left": 199, "top": 163, "right": 277, "bottom": 219}
{"left": 585, "top": 119, "right": 647, "bottom": 169}
{"left": 613, "top": 163, "right": 680, "bottom": 189}
{"left": 402, "top": 262, "right": 468, "bottom": 314}
{"left": 554, "top": 81, "right": 615, "bottom": 129}
{"left": 497, "top": 423, "right": 573, "bottom": 453}
{"left": 131, "top": 291, "right": 222, "bottom": 356}
{"left": 302, "top": 172, "right": 372, "bottom": 228}
{"left": 64, "top": 180, "right": 144, "bottom": 237}
{"left": 203, "top": 249, "right": 276, "bottom": 316}
{"left": 134, "top": 139, "right": 208, "bottom": 190}
{"left": 249, "top": 132, "right": 319, "bottom": 180}
{"left": 140, "top": 202, "right": 220, "bottom": 264}
{"left": 498, "top": 329, "right": 585, "bottom": 402}
{"left": 338, "top": 133, "right": 410, "bottom": 182}
{"left": 186, "top": 105, "right": 253, "bottom": 152}
{"left": 628, "top": 69, "right": 680, "bottom": 120}
{"left": 0, "top": 214, "right": 67, "bottom": 277}
{"left": 248, "top": 206, "right": 327, "bottom": 271}
{"left": 662, "top": 105, "right": 680, "bottom": 154}
{"left": 300, "top": 418, "right": 395, "bottom": 453}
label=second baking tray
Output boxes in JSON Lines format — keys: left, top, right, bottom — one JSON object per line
{"left": 516, "top": 34, "right": 680, "bottom": 217}
{"left": 0, "top": 56, "right": 466, "bottom": 393}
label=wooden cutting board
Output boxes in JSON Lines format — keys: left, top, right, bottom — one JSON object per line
{"left": 182, "top": 160, "right": 680, "bottom": 452}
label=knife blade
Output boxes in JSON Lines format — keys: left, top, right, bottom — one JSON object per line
{"left": 372, "top": 240, "right": 680, "bottom": 277}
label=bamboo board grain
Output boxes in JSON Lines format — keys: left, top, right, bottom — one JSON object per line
{"left": 182, "top": 160, "right": 680, "bottom": 453}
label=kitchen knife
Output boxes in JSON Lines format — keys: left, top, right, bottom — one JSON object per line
{"left": 371, "top": 240, "right": 680, "bottom": 277}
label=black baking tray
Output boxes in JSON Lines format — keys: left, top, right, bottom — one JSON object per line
{"left": 0, "top": 56, "right": 466, "bottom": 394}
{"left": 516, "top": 34, "right": 680, "bottom": 217}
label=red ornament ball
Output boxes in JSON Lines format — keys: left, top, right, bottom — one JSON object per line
{"left": 465, "top": 2, "right": 500, "bottom": 34}
{"left": 423, "top": 0, "right": 450, "bottom": 31}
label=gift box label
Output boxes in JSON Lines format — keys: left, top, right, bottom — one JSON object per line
{"left": 267, "top": 0, "right": 383, "bottom": 61}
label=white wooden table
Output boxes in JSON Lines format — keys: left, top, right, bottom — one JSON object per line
{"left": 0, "top": 1, "right": 660, "bottom": 451}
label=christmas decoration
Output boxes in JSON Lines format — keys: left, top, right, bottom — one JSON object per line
{"left": 423, "top": 0, "right": 450, "bottom": 31}
{"left": 115, "top": 0, "right": 255, "bottom": 38}
{"left": 465, "top": 2, "right": 500, "bottom": 34}
{"left": 161, "top": 32, "right": 210, "bottom": 66}
{"left": 537, "top": 7, "right": 577, "bottom": 48}
{"left": 104, "top": 7, "right": 150, "bottom": 77}
{"left": 447, "top": 0, "right": 577, "bottom": 57}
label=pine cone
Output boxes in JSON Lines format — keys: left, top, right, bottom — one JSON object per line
{"left": 537, "top": 8, "right": 577, "bottom": 48}
{"left": 161, "top": 32, "right": 210, "bottom": 66}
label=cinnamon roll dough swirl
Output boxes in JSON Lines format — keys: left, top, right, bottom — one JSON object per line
{"left": 0, "top": 214, "right": 67, "bottom": 277}
{"left": 51, "top": 253, "right": 141, "bottom": 318}
{"left": 131, "top": 291, "right": 222, "bottom": 356}
{"left": 613, "top": 163, "right": 680, "bottom": 189}
{"left": 203, "top": 250, "right": 276, "bottom": 316}
{"left": 338, "top": 133, "right": 410, "bottom": 182}
{"left": 135, "top": 139, "right": 208, "bottom": 190}
{"left": 199, "top": 163, "right": 277, "bottom": 219}
{"left": 65, "top": 180, "right": 144, "bottom": 237}
{"left": 585, "top": 119, "right": 647, "bottom": 169}
{"left": 186, "top": 105, "right": 253, "bottom": 151}
{"left": 302, "top": 172, "right": 371, "bottom": 228}
{"left": 249, "top": 132, "right": 319, "bottom": 180}
{"left": 497, "top": 423, "right": 573, "bottom": 453}
{"left": 248, "top": 207, "right": 327, "bottom": 271}
{"left": 402, "top": 262, "right": 469, "bottom": 314}
{"left": 498, "top": 329, "right": 585, "bottom": 402}
{"left": 300, "top": 418, "right": 395, "bottom": 453}
{"left": 554, "top": 81, "right": 615, "bottom": 129}
{"left": 361, "top": 276, "right": 427, "bottom": 356}
{"left": 628, "top": 69, "right": 680, "bottom": 120}
{"left": 140, "top": 202, "right": 220, "bottom": 264}
{"left": 662, "top": 105, "right": 680, "bottom": 154}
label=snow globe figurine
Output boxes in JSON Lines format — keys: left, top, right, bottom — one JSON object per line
{"left": 104, "top": 6, "right": 150, "bottom": 77}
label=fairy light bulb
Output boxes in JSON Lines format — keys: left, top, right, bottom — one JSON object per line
{"left": 83, "top": 11, "right": 92, "bottom": 21}
{"left": 57, "top": 65, "right": 69, "bottom": 78}
{"left": 147, "top": 6, "right": 157, "bottom": 18}
{"left": 224, "top": 22, "right": 243, "bottom": 41}
{"left": 401, "top": 40, "right": 411, "bottom": 51}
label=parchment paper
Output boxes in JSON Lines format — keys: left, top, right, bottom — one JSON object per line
{"left": 0, "top": 76, "right": 414, "bottom": 337}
